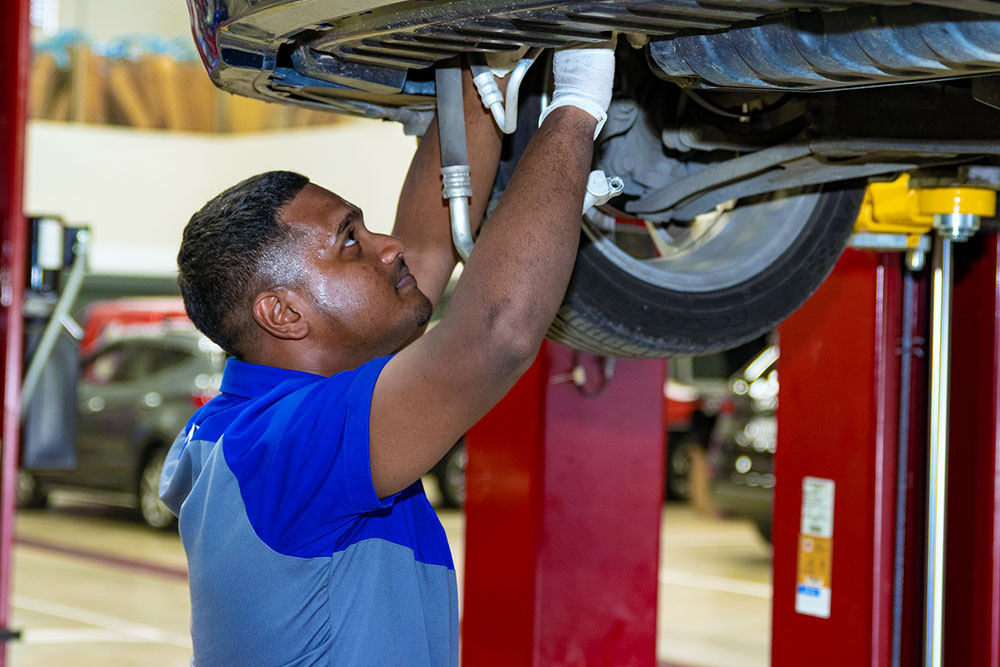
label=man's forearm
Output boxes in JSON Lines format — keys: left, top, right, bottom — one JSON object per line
{"left": 392, "top": 65, "right": 504, "bottom": 309}
{"left": 439, "top": 107, "right": 598, "bottom": 360}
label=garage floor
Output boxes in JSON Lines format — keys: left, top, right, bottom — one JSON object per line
{"left": 8, "top": 493, "right": 771, "bottom": 667}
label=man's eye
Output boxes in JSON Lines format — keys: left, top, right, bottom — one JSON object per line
{"left": 344, "top": 231, "right": 357, "bottom": 247}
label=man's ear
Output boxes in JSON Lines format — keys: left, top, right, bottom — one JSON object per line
{"left": 252, "top": 290, "right": 309, "bottom": 340}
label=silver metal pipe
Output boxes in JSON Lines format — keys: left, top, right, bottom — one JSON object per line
{"left": 502, "top": 48, "right": 542, "bottom": 134}
{"left": 435, "top": 59, "right": 474, "bottom": 261}
{"left": 924, "top": 236, "right": 952, "bottom": 667}
{"left": 448, "top": 196, "right": 473, "bottom": 261}
{"left": 20, "top": 229, "right": 89, "bottom": 416}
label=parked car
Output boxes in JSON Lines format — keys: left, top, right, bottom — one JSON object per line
{"left": 185, "top": 0, "right": 1000, "bottom": 357}
{"left": 707, "top": 345, "right": 778, "bottom": 542}
{"left": 19, "top": 319, "right": 224, "bottom": 529}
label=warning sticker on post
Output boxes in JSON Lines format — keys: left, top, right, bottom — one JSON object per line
{"left": 795, "top": 476, "right": 834, "bottom": 618}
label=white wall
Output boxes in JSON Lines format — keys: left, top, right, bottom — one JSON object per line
{"left": 56, "top": 0, "right": 192, "bottom": 41}
{"left": 25, "top": 120, "right": 417, "bottom": 276}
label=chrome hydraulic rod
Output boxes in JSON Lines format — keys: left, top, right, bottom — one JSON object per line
{"left": 924, "top": 236, "right": 952, "bottom": 667}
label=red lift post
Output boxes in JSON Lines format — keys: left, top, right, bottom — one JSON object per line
{"left": 462, "top": 341, "right": 665, "bottom": 667}
{"left": 945, "top": 238, "right": 1000, "bottom": 667}
{"left": 0, "top": 0, "right": 31, "bottom": 663}
{"left": 772, "top": 250, "right": 917, "bottom": 665}
{"left": 773, "top": 237, "right": 1000, "bottom": 665}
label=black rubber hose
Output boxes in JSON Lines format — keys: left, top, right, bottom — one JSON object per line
{"left": 434, "top": 57, "right": 469, "bottom": 170}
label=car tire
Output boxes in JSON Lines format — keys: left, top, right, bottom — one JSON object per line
{"left": 434, "top": 440, "right": 467, "bottom": 509}
{"left": 138, "top": 447, "right": 176, "bottom": 530}
{"left": 16, "top": 470, "right": 48, "bottom": 509}
{"left": 549, "top": 184, "right": 863, "bottom": 357}
{"left": 493, "top": 74, "right": 864, "bottom": 357}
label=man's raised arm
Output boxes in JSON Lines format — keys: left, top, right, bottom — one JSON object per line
{"left": 370, "top": 45, "right": 616, "bottom": 498}
{"left": 390, "top": 64, "right": 505, "bottom": 311}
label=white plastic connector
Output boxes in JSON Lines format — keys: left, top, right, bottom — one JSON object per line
{"left": 471, "top": 50, "right": 541, "bottom": 135}
{"left": 582, "top": 170, "right": 624, "bottom": 214}
{"left": 472, "top": 71, "right": 506, "bottom": 129}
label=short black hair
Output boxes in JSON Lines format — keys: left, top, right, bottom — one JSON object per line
{"left": 177, "top": 170, "right": 310, "bottom": 358}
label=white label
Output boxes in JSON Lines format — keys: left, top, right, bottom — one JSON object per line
{"left": 795, "top": 585, "right": 832, "bottom": 618}
{"left": 796, "top": 476, "right": 835, "bottom": 618}
{"left": 800, "top": 476, "right": 835, "bottom": 539}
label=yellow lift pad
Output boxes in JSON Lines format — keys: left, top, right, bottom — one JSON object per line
{"left": 854, "top": 175, "right": 997, "bottom": 248}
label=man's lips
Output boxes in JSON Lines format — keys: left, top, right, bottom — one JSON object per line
{"left": 395, "top": 265, "right": 416, "bottom": 289}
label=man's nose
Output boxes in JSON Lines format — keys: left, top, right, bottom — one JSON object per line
{"left": 377, "top": 233, "right": 405, "bottom": 263}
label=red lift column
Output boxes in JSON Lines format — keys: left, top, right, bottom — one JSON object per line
{"left": 772, "top": 250, "right": 918, "bottom": 666}
{"left": 462, "top": 340, "right": 665, "bottom": 667}
{"left": 0, "top": 0, "right": 31, "bottom": 663}
{"left": 945, "top": 236, "right": 1000, "bottom": 667}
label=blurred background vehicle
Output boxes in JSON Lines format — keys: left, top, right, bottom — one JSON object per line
{"left": 664, "top": 355, "right": 729, "bottom": 501}
{"left": 665, "top": 337, "right": 770, "bottom": 501}
{"left": 707, "top": 345, "right": 779, "bottom": 542}
{"left": 18, "top": 298, "right": 224, "bottom": 529}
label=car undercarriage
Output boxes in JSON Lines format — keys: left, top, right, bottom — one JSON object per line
{"left": 188, "top": 0, "right": 1000, "bottom": 355}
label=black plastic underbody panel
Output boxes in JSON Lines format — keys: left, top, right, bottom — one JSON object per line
{"left": 185, "top": 0, "right": 1000, "bottom": 121}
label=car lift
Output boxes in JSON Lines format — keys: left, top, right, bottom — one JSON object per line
{"left": 773, "top": 175, "right": 1000, "bottom": 667}
{"left": 462, "top": 175, "right": 1000, "bottom": 667}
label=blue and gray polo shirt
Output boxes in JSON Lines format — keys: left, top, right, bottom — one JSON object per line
{"left": 159, "top": 356, "right": 458, "bottom": 667}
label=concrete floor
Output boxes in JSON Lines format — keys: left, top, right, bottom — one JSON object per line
{"left": 7, "top": 491, "right": 771, "bottom": 667}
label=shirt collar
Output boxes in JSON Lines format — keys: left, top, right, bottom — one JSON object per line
{"left": 220, "top": 358, "right": 325, "bottom": 399}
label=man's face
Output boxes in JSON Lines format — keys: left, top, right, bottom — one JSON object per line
{"left": 276, "top": 184, "right": 432, "bottom": 358}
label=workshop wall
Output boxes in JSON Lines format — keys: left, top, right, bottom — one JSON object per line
{"left": 25, "top": 120, "right": 417, "bottom": 275}
{"left": 52, "top": 0, "right": 190, "bottom": 41}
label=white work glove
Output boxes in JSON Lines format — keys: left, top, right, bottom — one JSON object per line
{"left": 538, "top": 40, "right": 616, "bottom": 138}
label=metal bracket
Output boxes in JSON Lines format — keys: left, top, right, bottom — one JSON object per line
{"left": 582, "top": 170, "right": 624, "bottom": 214}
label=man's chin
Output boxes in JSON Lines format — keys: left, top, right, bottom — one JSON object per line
{"left": 415, "top": 294, "right": 433, "bottom": 328}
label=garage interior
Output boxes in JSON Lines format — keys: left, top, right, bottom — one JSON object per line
{"left": 2, "top": 1, "right": 1000, "bottom": 667}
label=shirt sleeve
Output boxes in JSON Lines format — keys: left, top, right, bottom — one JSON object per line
{"left": 224, "top": 355, "right": 397, "bottom": 557}
{"left": 339, "top": 355, "right": 396, "bottom": 512}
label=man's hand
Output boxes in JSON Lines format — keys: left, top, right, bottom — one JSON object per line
{"left": 539, "top": 41, "right": 616, "bottom": 137}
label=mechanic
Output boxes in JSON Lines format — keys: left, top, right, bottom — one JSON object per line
{"left": 159, "top": 43, "right": 615, "bottom": 666}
